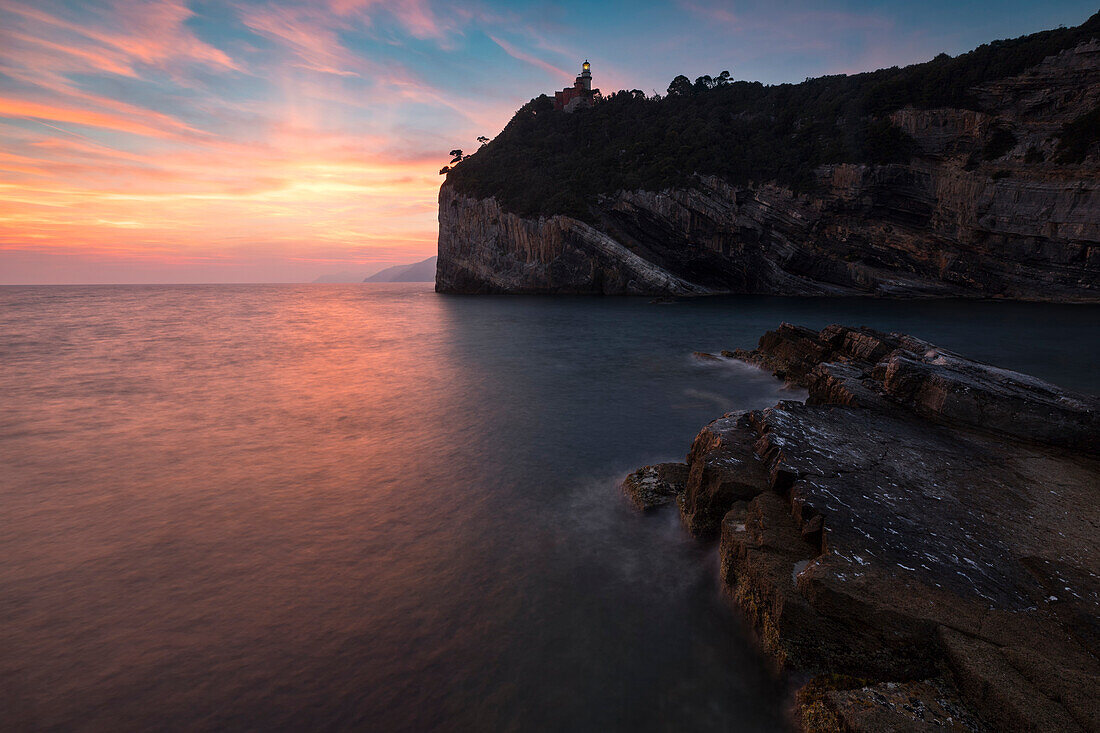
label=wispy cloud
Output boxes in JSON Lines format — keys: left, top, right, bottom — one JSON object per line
{"left": 0, "top": 0, "right": 489, "bottom": 281}
{"left": 488, "top": 35, "right": 573, "bottom": 80}
{"left": 239, "top": 4, "right": 366, "bottom": 77}
{"left": 1, "top": 0, "right": 1092, "bottom": 282}
{"left": 0, "top": 97, "right": 205, "bottom": 139}
{"left": 2, "top": 0, "right": 241, "bottom": 73}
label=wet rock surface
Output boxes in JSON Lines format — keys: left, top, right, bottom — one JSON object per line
{"left": 627, "top": 324, "right": 1100, "bottom": 731}
{"left": 731, "top": 322, "right": 1099, "bottom": 452}
{"left": 678, "top": 411, "right": 770, "bottom": 539}
{"left": 823, "top": 679, "right": 985, "bottom": 732}
{"left": 620, "top": 462, "right": 688, "bottom": 510}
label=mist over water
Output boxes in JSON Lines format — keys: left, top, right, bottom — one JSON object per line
{"left": 1, "top": 284, "right": 1096, "bottom": 731}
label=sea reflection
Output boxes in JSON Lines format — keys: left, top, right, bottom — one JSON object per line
{"left": 1, "top": 284, "right": 1096, "bottom": 731}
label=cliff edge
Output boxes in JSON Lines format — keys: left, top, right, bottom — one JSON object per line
{"left": 437, "top": 21, "right": 1100, "bottom": 300}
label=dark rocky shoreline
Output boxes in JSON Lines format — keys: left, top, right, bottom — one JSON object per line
{"left": 624, "top": 324, "right": 1099, "bottom": 731}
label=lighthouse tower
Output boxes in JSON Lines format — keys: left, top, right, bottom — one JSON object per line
{"left": 553, "top": 60, "right": 599, "bottom": 112}
{"left": 578, "top": 60, "right": 592, "bottom": 91}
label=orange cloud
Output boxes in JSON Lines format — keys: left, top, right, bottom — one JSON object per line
{"left": 0, "top": 97, "right": 205, "bottom": 139}
{"left": 0, "top": 0, "right": 531, "bottom": 282}
{"left": 0, "top": 30, "right": 140, "bottom": 77}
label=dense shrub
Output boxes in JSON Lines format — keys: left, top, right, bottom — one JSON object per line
{"left": 1055, "top": 105, "right": 1100, "bottom": 163}
{"left": 447, "top": 13, "right": 1098, "bottom": 220}
{"left": 982, "top": 125, "right": 1017, "bottom": 160}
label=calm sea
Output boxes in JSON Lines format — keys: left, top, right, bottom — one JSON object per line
{"left": 1, "top": 284, "right": 1097, "bottom": 732}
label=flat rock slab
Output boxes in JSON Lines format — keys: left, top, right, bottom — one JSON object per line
{"left": 626, "top": 323, "right": 1100, "bottom": 732}
{"left": 758, "top": 401, "right": 1093, "bottom": 612}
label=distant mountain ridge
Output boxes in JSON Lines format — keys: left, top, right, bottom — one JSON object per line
{"left": 364, "top": 256, "right": 437, "bottom": 282}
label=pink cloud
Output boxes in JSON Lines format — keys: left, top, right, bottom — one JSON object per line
{"left": 0, "top": 97, "right": 205, "bottom": 139}
{"left": 239, "top": 4, "right": 367, "bottom": 77}
{"left": 678, "top": 1, "right": 740, "bottom": 28}
{"left": 0, "top": 0, "right": 572, "bottom": 282}
{"left": 488, "top": 35, "right": 573, "bottom": 80}
{"left": 0, "top": 29, "right": 141, "bottom": 77}
{"left": 2, "top": 0, "right": 241, "bottom": 73}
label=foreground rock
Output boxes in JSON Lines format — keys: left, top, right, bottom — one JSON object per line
{"left": 730, "top": 322, "right": 1098, "bottom": 452}
{"left": 628, "top": 324, "right": 1099, "bottom": 731}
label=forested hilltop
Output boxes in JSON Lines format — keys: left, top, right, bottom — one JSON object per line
{"left": 445, "top": 12, "right": 1100, "bottom": 221}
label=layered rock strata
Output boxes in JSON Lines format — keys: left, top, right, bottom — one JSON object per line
{"left": 438, "top": 41, "right": 1100, "bottom": 300}
{"left": 625, "top": 324, "right": 1100, "bottom": 731}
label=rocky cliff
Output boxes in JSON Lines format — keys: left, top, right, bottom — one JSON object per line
{"left": 437, "top": 39, "right": 1100, "bottom": 299}
{"left": 624, "top": 324, "right": 1100, "bottom": 731}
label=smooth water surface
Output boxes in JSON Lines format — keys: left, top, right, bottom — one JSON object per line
{"left": 2, "top": 284, "right": 1097, "bottom": 732}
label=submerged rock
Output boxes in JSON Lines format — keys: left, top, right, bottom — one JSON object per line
{"left": 620, "top": 462, "right": 688, "bottom": 510}
{"left": 625, "top": 324, "right": 1100, "bottom": 731}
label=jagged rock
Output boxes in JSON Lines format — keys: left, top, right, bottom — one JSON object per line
{"left": 719, "top": 492, "right": 823, "bottom": 671}
{"left": 620, "top": 462, "right": 688, "bottom": 510}
{"left": 823, "top": 679, "right": 985, "bottom": 732}
{"left": 729, "top": 323, "right": 843, "bottom": 384}
{"left": 679, "top": 412, "right": 770, "bottom": 539}
{"left": 735, "top": 322, "right": 1099, "bottom": 452}
{"left": 723, "top": 400, "right": 1098, "bottom": 730}
{"left": 938, "top": 627, "right": 1098, "bottom": 732}
{"left": 625, "top": 324, "right": 1100, "bottom": 731}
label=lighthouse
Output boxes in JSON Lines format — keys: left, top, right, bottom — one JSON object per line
{"left": 553, "top": 60, "right": 600, "bottom": 112}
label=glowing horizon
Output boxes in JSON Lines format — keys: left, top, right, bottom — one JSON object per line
{"left": 1, "top": 0, "right": 1094, "bottom": 283}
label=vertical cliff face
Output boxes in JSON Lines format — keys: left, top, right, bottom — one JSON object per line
{"left": 435, "top": 186, "right": 708, "bottom": 294}
{"left": 437, "top": 40, "right": 1100, "bottom": 300}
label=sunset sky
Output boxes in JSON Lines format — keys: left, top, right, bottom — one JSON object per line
{"left": 1, "top": 0, "right": 1095, "bottom": 283}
